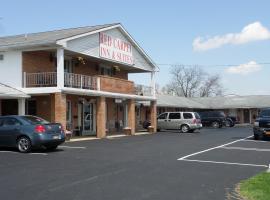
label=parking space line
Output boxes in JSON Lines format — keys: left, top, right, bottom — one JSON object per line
{"left": 59, "top": 145, "right": 86, "bottom": 149}
{"left": 221, "top": 146, "right": 270, "bottom": 152}
{"left": 242, "top": 140, "right": 269, "bottom": 143}
{"left": 180, "top": 158, "right": 268, "bottom": 168}
{"left": 177, "top": 135, "right": 253, "bottom": 160}
{"left": 0, "top": 151, "right": 48, "bottom": 155}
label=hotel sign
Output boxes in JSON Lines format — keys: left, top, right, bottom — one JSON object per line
{"left": 99, "top": 32, "right": 134, "bottom": 65}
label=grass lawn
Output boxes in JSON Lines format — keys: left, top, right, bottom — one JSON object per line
{"left": 239, "top": 172, "right": 270, "bottom": 200}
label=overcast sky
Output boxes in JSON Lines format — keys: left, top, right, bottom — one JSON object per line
{"left": 1, "top": 0, "right": 270, "bottom": 95}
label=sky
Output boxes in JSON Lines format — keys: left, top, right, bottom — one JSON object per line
{"left": 0, "top": 0, "right": 270, "bottom": 95}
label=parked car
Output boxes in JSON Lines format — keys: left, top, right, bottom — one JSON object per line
{"left": 157, "top": 112, "right": 202, "bottom": 133}
{"left": 0, "top": 115, "right": 65, "bottom": 153}
{"left": 253, "top": 108, "right": 270, "bottom": 140}
{"left": 198, "top": 111, "right": 226, "bottom": 128}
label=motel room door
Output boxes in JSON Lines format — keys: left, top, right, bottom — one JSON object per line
{"left": 81, "top": 103, "right": 96, "bottom": 136}
{"left": 243, "top": 109, "right": 250, "bottom": 123}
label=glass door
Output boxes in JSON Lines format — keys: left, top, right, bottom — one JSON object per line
{"left": 82, "top": 103, "right": 96, "bottom": 135}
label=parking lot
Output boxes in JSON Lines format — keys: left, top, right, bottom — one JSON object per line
{"left": 0, "top": 127, "right": 269, "bottom": 200}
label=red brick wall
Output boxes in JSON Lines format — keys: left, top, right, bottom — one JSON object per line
{"left": 99, "top": 76, "right": 134, "bottom": 94}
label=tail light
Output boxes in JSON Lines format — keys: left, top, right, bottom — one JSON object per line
{"left": 35, "top": 125, "right": 46, "bottom": 133}
{"left": 192, "top": 119, "right": 196, "bottom": 124}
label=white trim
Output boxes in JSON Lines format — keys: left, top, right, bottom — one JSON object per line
{"left": 57, "top": 48, "right": 64, "bottom": 88}
{"left": 56, "top": 24, "right": 157, "bottom": 71}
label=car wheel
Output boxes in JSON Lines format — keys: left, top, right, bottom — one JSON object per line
{"left": 211, "top": 121, "right": 220, "bottom": 128}
{"left": 254, "top": 134, "right": 263, "bottom": 140}
{"left": 188, "top": 129, "right": 195, "bottom": 133}
{"left": 181, "top": 125, "right": 189, "bottom": 133}
{"left": 157, "top": 128, "right": 161, "bottom": 132}
{"left": 17, "top": 136, "right": 32, "bottom": 153}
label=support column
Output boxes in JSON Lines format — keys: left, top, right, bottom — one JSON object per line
{"left": 127, "top": 99, "right": 135, "bottom": 135}
{"left": 50, "top": 93, "right": 66, "bottom": 130}
{"left": 57, "top": 48, "right": 64, "bottom": 88}
{"left": 150, "top": 101, "right": 157, "bottom": 132}
{"left": 96, "top": 96, "right": 106, "bottom": 138}
{"left": 150, "top": 71, "right": 156, "bottom": 97}
{"left": 18, "top": 99, "right": 26, "bottom": 115}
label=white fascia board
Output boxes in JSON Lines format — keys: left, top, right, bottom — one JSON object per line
{"left": 62, "top": 87, "right": 156, "bottom": 101}
{"left": 19, "top": 87, "right": 156, "bottom": 101}
{"left": 20, "top": 87, "right": 61, "bottom": 95}
{"left": 56, "top": 24, "right": 157, "bottom": 71}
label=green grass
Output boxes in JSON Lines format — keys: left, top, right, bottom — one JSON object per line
{"left": 239, "top": 172, "right": 270, "bottom": 200}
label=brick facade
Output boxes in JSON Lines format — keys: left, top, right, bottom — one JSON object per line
{"left": 127, "top": 99, "right": 136, "bottom": 135}
{"left": 96, "top": 96, "right": 106, "bottom": 138}
{"left": 50, "top": 93, "right": 67, "bottom": 130}
{"left": 99, "top": 76, "right": 135, "bottom": 94}
{"left": 150, "top": 101, "right": 157, "bottom": 132}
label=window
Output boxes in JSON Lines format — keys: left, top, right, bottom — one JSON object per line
{"left": 26, "top": 99, "right": 37, "bottom": 115}
{"left": 183, "top": 113, "right": 193, "bottom": 119}
{"left": 3, "top": 118, "right": 21, "bottom": 126}
{"left": 100, "top": 64, "right": 113, "bottom": 76}
{"left": 259, "top": 110, "right": 270, "bottom": 118}
{"left": 194, "top": 112, "right": 201, "bottom": 119}
{"left": 21, "top": 116, "right": 49, "bottom": 125}
{"left": 158, "top": 113, "right": 168, "bottom": 120}
{"left": 66, "top": 101, "right": 72, "bottom": 123}
{"left": 169, "top": 113, "right": 181, "bottom": 119}
{"left": 0, "top": 54, "right": 3, "bottom": 61}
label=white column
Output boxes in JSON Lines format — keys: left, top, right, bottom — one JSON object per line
{"left": 151, "top": 71, "right": 156, "bottom": 97}
{"left": 57, "top": 48, "right": 64, "bottom": 88}
{"left": 18, "top": 99, "right": 26, "bottom": 115}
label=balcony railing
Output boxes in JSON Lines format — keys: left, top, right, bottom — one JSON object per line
{"left": 25, "top": 72, "right": 57, "bottom": 87}
{"left": 24, "top": 72, "right": 153, "bottom": 97}
{"left": 135, "top": 84, "right": 153, "bottom": 96}
{"left": 64, "top": 73, "right": 97, "bottom": 90}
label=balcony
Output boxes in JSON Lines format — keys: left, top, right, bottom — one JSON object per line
{"left": 24, "top": 72, "right": 153, "bottom": 96}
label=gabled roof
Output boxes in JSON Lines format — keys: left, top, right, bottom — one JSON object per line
{"left": 0, "top": 83, "right": 29, "bottom": 99}
{"left": 0, "top": 23, "right": 119, "bottom": 49}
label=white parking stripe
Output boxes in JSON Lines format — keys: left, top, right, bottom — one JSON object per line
{"left": 221, "top": 146, "right": 270, "bottom": 152}
{"left": 0, "top": 151, "right": 47, "bottom": 155}
{"left": 177, "top": 135, "right": 253, "bottom": 160}
{"left": 180, "top": 159, "right": 268, "bottom": 168}
{"left": 59, "top": 145, "right": 86, "bottom": 149}
{"left": 242, "top": 139, "right": 270, "bottom": 143}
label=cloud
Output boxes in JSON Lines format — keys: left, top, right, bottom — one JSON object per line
{"left": 225, "top": 61, "right": 262, "bottom": 75}
{"left": 193, "top": 22, "right": 270, "bottom": 51}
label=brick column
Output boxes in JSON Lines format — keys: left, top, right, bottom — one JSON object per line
{"left": 150, "top": 101, "right": 157, "bottom": 132}
{"left": 50, "top": 93, "right": 66, "bottom": 130}
{"left": 96, "top": 96, "right": 106, "bottom": 138}
{"left": 127, "top": 99, "right": 135, "bottom": 135}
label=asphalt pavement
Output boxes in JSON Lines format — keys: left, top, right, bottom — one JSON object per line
{"left": 0, "top": 127, "right": 269, "bottom": 200}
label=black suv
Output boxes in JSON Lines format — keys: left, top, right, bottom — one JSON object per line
{"left": 198, "top": 111, "right": 226, "bottom": 128}
{"left": 253, "top": 108, "right": 270, "bottom": 140}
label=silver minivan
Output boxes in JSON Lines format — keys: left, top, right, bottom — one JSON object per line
{"left": 157, "top": 112, "right": 202, "bottom": 133}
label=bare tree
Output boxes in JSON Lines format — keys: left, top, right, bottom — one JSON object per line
{"left": 162, "top": 65, "right": 224, "bottom": 97}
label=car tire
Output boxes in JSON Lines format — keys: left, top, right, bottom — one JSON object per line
{"left": 188, "top": 129, "right": 195, "bottom": 133}
{"left": 254, "top": 134, "right": 263, "bottom": 140}
{"left": 17, "top": 136, "right": 32, "bottom": 153}
{"left": 157, "top": 128, "right": 161, "bottom": 132}
{"left": 181, "top": 125, "right": 189, "bottom": 133}
{"left": 211, "top": 121, "right": 220, "bottom": 128}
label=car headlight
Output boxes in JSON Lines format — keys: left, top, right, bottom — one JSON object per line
{"left": 254, "top": 121, "right": 259, "bottom": 127}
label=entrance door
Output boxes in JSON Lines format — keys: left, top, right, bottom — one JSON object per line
{"left": 243, "top": 109, "right": 250, "bottom": 123}
{"left": 82, "top": 103, "right": 96, "bottom": 135}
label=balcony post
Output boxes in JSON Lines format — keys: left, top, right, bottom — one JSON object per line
{"left": 23, "top": 72, "right": 26, "bottom": 87}
{"left": 18, "top": 98, "right": 26, "bottom": 115}
{"left": 151, "top": 71, "right": 156, "bottom": 97}
{"left": 57, "top": 48, "right": 64, "bottom": 88}
{"left": 96, "top": 77, "right": 101, "bottom": 90}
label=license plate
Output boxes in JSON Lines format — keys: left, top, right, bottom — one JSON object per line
{"left": 53, "top": 135, "right": 61, "bottom": 139}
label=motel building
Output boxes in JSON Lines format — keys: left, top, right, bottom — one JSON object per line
{"left": 0, "top": 23, "right": 157, "bottom": 138}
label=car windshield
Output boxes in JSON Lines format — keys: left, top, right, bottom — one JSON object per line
{"left": 259, "top": 110, "right": 270, "bottom": 118}
{"left": 22, "top": 116, "right": 49, "bottom": 125}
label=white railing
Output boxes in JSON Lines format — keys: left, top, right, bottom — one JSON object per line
{"left": 134, "top": 84, "right": 153, "bottom": 96}
{"left": 64, "top": 73, "right": 97, "bottom": 90}
{"left": 25, "top": 72, "right": 57, "bottom": 87}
